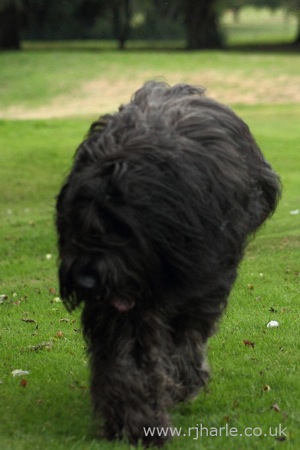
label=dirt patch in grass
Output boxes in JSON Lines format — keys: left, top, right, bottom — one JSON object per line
{"left": 1, "top": 70, "right": 299, "bottom": 119}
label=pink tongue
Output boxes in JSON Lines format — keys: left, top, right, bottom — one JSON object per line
{"left": 111, "top": 296, "right": 135, "bottom": 312}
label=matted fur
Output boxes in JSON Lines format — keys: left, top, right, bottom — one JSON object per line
{"left": 56, "top": 81, "right": 280, "bottom": 447}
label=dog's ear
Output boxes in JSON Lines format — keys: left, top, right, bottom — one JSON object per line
{"left": 71, "top": 114, "right": 113, "bottom": 167}
{"left": 249, "top": 164, "right": 281, "bottom": 231}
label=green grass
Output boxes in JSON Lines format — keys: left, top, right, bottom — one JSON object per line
{"left": 222, "top": 7, "right": 298, "bottom": 45}
{"left": 0, "top": 19, "right": 300, "bottom": 449}
{"left": 0, "top": 49, "right": 299, "bottom": 115}
{"left": 1, "top": 105, "right": 300, "bottom": 450}
{"left": 0, "top": 8, "right": 299, "bottom": 113}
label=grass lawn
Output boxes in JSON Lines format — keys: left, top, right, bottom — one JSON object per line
{"left": 0, "top": 15, "right": 300, "bottom": 449}
{"left": 221, "top": 7, "right": 298, "bottom": 45}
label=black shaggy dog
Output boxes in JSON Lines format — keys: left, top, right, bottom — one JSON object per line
{"left": 56, "top": 81, "right": 280, "bottom": 447}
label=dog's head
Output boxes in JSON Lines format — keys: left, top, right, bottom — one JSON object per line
{"left": 56, "top": 81, "right": 280, "bottom": 313}
{"left": 56, "top": 148, "right": 209, "bottom": 313}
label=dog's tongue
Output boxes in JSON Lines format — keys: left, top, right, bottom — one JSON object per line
{"left": 111, "top": 296, "right": 135, "bottom": 312}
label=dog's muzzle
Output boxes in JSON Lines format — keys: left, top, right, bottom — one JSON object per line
{"left": 74, "top": 266, "right": 136, "bottom": 313}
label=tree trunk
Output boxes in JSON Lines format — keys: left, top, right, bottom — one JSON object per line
{"left": 185, "top": 0, "right": 222, "bottom": 49}
{"left": 0, "top": 3, "right": 21, "bottom": 50}
{"left": 112, "top": 0, "right": 131, "bottom": 50}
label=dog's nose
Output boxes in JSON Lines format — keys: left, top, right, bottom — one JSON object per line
{"left": 77, "top": 275, "right": 97, "bottom": 290}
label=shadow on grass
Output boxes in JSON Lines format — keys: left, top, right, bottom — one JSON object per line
{"left": 21, "top": 40, "right": 300, "bottom": 55}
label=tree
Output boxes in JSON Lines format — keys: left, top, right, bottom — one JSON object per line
{"left": 74, "top": 0, "right": 108, "bottom": 38}
{"left": 112, "top": 0, "right": 132, "bottom": 49}
{"left": 75, "top": 0, "right": 132, "bottom": 48}
{"left": 0, "top": 0, "right": 225, "bottom": 51}
{"left": 152, "top": 0, "right": 223, "bottom": 49}
{"left": 0, "top": 0, "right": 21, "bottom": 50}
{"left": 22, "top": 0, "right": 86, "bottom": 40}
{"left": 185, "top": 0, "right": 223, "bottom": 49}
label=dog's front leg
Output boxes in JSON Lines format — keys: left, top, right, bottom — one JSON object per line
{"left": 87, "top": 313, "right": 172, "bottom": 447}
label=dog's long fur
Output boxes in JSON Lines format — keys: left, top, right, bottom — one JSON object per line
{"left": 56, "top": 81, "right": 281, "bottom": 446}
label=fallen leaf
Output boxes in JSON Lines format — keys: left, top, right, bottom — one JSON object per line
{"left": 269, "top": 307, "right": 277, "bottom": 313}
{"left": 243, "top": 340, "right": 255, "bottom": 348}
{"left": 59, "top": 318, "right": 70, "bottom": 323}
{"left": 0, "top": 294, "right": 8, "bottom": 304}
{"left": 20, "top": 379, "right": 28, "bottom": 388}
{"left": 51, "top": 297, "right": 61, "bottom": 304}
{"left": 21, "top": 318, "right": 36, "bottom": 323}
{"left": 28, "top": 341, "right": 52, "bottom": 351}
{"left": 49, "top": 287, "right": 57, "bottom": 295}
{"left": 70, "top": 380, "right": 88, "bottom": 390}
{"left": 247, "top": 284, "right": 254, "bottom": 290}
{"left": 55, "top": 331, "right": 64, "bottom": 338}
{"left": 272, "top": 402, "right": 280, "bottom": 412}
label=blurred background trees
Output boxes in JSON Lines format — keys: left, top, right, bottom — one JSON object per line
{"left": 0, "top": 0, "right": 22, "bottom": 49}
{"left": 0, "top": 0, "right": 299, "bottom": 50}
